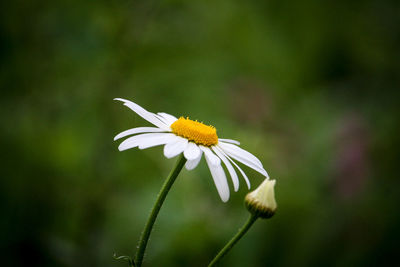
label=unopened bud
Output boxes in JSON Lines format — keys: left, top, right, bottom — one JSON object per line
{"left": 245, "top": 179, "right": 277, "bottom": 219}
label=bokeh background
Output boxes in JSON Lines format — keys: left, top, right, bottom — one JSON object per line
{"left": 1, "top": 0, "right": 400, "bottom": 266}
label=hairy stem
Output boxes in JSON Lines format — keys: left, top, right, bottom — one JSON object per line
{"left": 135, "top": 154, "right": 186, "bottom": 267}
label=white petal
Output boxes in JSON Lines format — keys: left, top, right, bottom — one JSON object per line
{"left": 204, "top": 151, "right": 230, "bottom": 202}
{"left": 218, "top": 143, "right": 268, "bottom": 177}
{"left": 157, "top": 112, "right": 178, "bottom": 126}
{"left": 163, "top": 136, "right": 188, "bottom": 158}
{"left": 219, "top": 138, "right": 240, "bottom": 145}
{"left": 114, "top": 127, "right": 167, "bottom": 141}
{"left": 185, "top": 151, "right": 203, "bottom": 170}
{"left": 215, "top": 146, "right": 251, "bottom": 189}
{"left": 212, "top": 146, "right": 239, "bottom": 192}
{"left": 218, "top": 142, "right": 262, "bottom": 167}
{"left": 138, "top": 134, "right": 177, "bottom": 149}
{"left": 118, "top": 133, "right": 159, "bottom": 151}
{"left": 118, "top": 133, "right": 174, "bottom": 151}
{"left": 114, "top": 98, "right": 170, "bottom": 130}
{"left": 199, "top": 146, "right": 221, "bottom": 166}
{"left": 154, "top": 114, "right": 169, "bottom": 126}
{"left": 183, "top": 142, "right": 201, "bottom": 161}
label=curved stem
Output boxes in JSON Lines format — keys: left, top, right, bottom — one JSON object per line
{"left": 208, "top": 214, "right": 259, "bottom": 267}
{"left": 134, "top": 154, "right": 187, "bottom": 267}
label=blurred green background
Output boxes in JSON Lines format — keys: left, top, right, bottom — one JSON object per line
{"left": 1, "top": 0, "right": 399, "bottom": 266}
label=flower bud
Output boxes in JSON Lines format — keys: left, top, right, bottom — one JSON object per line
{"left": 245, "top": 179, "right": 277, "bottom": 219}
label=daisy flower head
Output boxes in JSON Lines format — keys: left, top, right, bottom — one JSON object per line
{"left": 114, "top": 98, "right": 270, "bottom": 202}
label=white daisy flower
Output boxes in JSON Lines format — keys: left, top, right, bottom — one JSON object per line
{"left": 114, "top": 98, "right": 269, "bottom": 202}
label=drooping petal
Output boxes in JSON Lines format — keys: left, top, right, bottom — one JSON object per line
{"left": 114, "top": 98, "right": 170, "bottom": 130}
{"left": 219, "top": 138, "right": 240, "bottom": 145}
{"left": 157, "top": 112, "right": 178, "bottom": 126}
{"left": 185, "top": 150, "right": 203, "bottom": 170}
{"left": 163, "top": 136, "right": 188, "bottom": 158}
{"left": 199, "top": 146, "right": 221, "bottom": 166}
{"left": 203, "top": 148, "right": 229, "bottom": 202}
{"left": 212, "top": 146, "right": 239, "bottom": 192}
{"left": 218, "top": 142, "right": 269, "bottom": 177}
{"left": 218, "top": 142, "right": 262, "bottom": 167}
{"left": 183, "top": 142, "right": 201, "bottom": 161}
{"left": 118, "top": 133, "right": 175, "bottom": 151}
{"left": 215, "top": 146, "right": 251, "bottom": 189}
{"left": 114, "top": 127, "right": 168, "bottom": 141}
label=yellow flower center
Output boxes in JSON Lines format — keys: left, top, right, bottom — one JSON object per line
{"left": 170, "top": 117, "right": 218, "bottom": 146}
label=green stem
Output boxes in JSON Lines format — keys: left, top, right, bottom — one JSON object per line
{"left": 134, "top": 154, "right": 187, "bottom": 267}
{"left": 208, "top": 214, "right": 259, "bottom": 267}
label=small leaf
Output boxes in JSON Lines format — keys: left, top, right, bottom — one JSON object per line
{"left": 113, "top": 253, "right": 135, "bottom": 267}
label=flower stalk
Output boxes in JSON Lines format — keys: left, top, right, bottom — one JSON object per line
{"left": 208, "top": 214, "right": 259, "bottom": 267}
{"left": 134, "top": 154, "right": 187, "bottom": 267}
{"left": 208, "top": 179, "right": 277, "bottom": 266}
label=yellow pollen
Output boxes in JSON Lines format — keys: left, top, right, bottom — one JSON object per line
{"left": 171, "top": 117, "right": 218, "bottom": 146}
